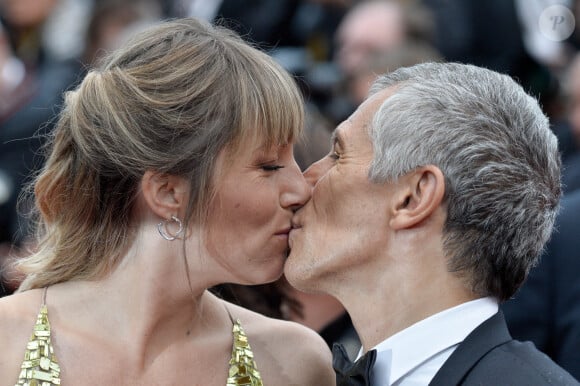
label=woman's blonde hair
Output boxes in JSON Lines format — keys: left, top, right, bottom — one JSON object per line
{"left": 16, "top": 18, "right": 304, "bottom": 291}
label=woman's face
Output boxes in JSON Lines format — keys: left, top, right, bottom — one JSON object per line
{"left": 202, "top": 139, "right": 310, "bottom": 285}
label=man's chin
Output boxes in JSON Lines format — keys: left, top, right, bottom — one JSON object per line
{"left": 283, "top": 251, "right": 317, "bottom": 292}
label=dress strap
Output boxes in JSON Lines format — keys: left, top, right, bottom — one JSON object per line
{"left": 42, "top": 286, "right": 48, "bottom": 306}
{"left": 224, "top": 303, "right": 236, "bottom": 325}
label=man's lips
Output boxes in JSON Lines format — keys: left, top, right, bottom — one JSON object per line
{"left": 291, "top": 218, "right": 302, "bottom": 230}
{"left": 288, "top": 221, "right": 302, "bottom": 250}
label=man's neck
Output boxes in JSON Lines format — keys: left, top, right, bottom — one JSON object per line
{"left": 335, "top": 270, "right": 476, "bottom": 351}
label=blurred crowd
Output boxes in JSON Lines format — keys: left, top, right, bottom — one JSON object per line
{"left": 1, "top": 0, "right": 580, "bottom": 378}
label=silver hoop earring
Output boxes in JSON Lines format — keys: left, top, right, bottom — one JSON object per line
{"left": 157, "top": 215, "right": 183, "bottom": 241}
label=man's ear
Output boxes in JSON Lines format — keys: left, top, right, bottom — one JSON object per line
{"left": 389, "top": 165, "right": 445, "bottom": 230}
{"left": 140, "top": 170, "right": 188, "bottom": 220}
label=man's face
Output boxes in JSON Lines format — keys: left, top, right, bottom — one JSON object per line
{"left": 285, "top": 88, "right": 396, "bottom": 291}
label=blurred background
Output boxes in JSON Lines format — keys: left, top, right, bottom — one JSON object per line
{"left": 1, "top": 0, "right": 580, "bottom": 378}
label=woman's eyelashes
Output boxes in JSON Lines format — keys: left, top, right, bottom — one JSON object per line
{"left": 261, "top": 164, "right": 285, "bottom": 171}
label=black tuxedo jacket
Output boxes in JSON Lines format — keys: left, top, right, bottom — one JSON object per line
{"left": 429, "top": 312, "right": 578, "bottom": 385}
{"left": 502, "top": 191, "right": 580, "bottom": 379}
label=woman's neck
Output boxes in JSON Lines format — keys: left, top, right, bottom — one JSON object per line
{"left": 50, "top": 234, "right": 231, "bottom": 358}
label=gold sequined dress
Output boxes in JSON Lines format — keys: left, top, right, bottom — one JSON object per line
{"left": 16, "top": 291, "right": 263, "bottom": 386}
{"left": 16, "top": 289, "right": 61, "bottom": 386}
{"left": 226, "top": 318, "right": 263, "bottom": 386}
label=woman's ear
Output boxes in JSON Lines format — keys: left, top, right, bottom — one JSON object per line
{"left": 389, "top": 165, "right": 445, "bottom": 230}
{"left": 140, "top": 170, "right": 188, "bottom": 220}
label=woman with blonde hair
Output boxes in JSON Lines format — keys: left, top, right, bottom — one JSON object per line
{"left": 0, "top": 18, "right": 334, "bottom": 385}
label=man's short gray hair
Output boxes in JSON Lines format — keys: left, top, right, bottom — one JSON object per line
{"left": 368, "top": 62, "right": 561, "bottom": 301}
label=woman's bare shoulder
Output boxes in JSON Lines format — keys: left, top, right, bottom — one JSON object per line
{"left": 225, "top": 301, "right": 335, "bottom": 386}
{"left": 0, "top": 289, "right": 44, "bottom": 339}
{"left": 0, "top": 290, "right": 45, "bottom": 383}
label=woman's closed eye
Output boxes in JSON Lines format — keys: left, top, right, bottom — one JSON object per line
{"left": 261, "top": 164, "right": 285, "bottom": 171}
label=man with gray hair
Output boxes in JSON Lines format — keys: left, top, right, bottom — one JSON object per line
{"left": 285, "top": 62, "right": 578, "bottom": 385}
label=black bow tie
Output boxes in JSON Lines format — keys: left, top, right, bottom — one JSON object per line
{"left": 332, "top": 343, "right": 377, "bottom": 386}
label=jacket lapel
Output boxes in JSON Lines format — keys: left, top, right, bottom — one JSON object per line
{"left": 429, "top": 311, "right": 512, "bottom": 385}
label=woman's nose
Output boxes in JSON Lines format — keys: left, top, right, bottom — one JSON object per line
{"left": 303, "top": 157, "right": 329, "bottom": 187}
{"left": 280, "top": 163, "right": 311, "bottom": 211}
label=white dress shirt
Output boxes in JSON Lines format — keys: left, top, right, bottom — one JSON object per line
{"left": 361, "top": 297, "right": 499, "bottom": 386}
